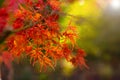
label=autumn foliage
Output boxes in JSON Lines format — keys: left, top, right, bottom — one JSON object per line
{"left": 0, "top": 0, "right": 87, "bottom": 71}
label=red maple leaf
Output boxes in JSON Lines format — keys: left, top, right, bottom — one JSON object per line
{"left": 0, "top": 8, "right": 8, "bottom": 33}
{"left": 2, "top": 51, "right": 13, "bottom": 69}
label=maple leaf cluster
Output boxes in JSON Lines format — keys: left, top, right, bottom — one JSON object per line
{"left": 0, "top": 8, "right": 8, "bottom": 34}
{"left": 0, "top": 0, "right": 88, "bottom": 71}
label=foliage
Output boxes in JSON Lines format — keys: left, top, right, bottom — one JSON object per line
{"left": 0, "top": 0, "right": 87, "bottom": 71}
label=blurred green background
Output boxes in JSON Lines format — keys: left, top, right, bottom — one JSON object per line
{"left": 1, "top": 0, "right": 120, "bottom": 80}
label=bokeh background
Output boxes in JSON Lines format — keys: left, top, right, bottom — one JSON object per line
{"left": 1, "top": 0, "right": 120, "bottom": 80}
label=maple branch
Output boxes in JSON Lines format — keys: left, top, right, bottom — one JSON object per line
{"left": 0, "top": 31, "right": 11, "bottom": 44}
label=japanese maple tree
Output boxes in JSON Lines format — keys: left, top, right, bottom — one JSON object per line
{"left": 0, "top": 0, "right": 88, "bottom": 72}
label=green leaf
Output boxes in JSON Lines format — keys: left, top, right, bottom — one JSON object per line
{"left": 0, "top": 0, "right": 4, "bottom": 7}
